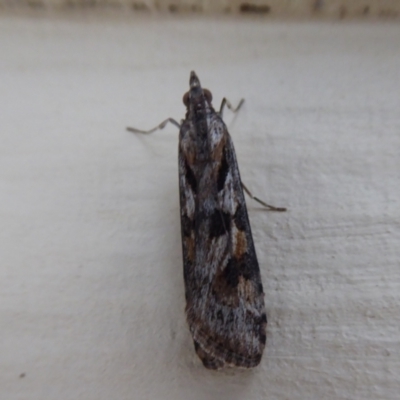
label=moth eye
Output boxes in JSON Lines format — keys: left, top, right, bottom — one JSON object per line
{"left": 204, "top": 89, "right": 213, "bottom": 103}
{"left": 183, "top": 92, "right": 190, "bottom": 106}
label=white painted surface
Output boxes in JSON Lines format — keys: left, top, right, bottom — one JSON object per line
{"left": 0, "top": 13, "right": 399, "bottom": 400}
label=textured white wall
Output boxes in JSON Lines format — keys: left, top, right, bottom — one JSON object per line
{"left": 1, "top": 0, "right": 400, "bottom": 18}
{"left": 0, "top": 13, "right": 399, "bottom": 400}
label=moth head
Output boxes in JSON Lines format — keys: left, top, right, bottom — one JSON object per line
{"left": 183, "top": 71, "right": 213, "bottom": 107}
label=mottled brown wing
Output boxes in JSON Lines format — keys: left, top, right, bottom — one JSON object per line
{"left": 179, "top": 114, "right": 267, "bottom": 369}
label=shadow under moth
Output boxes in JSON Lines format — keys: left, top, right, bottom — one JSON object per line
{"left": 127, "top": 71, "right": 285, "bottom": 369}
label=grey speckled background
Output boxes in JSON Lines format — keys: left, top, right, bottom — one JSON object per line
{"left": 1, "top": 0, "right": 400, "bottom": 18}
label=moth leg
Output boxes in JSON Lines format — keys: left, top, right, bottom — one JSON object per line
{"left": 219, "top": 98, "right": 245, "bottom": 119}
{"left": 126, "top": 118, "right": 180, "bottom": 134}
{"left": 242, "top": 182, "right": 286, "bottom": 212}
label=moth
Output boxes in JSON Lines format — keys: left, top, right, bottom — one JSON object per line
{"left": 127, "top": 71, "right": 285, "bottom": 369}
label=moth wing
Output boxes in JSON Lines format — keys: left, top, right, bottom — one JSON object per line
{"left": 179, "top": 117, "right": 267, "bottom": 369}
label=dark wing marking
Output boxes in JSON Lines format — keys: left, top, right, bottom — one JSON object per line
{"left": 180, "top": 114, "right": 267, "bottom": 369}
{"left": 179, "top": 124, "right": 197, "bottom": 304}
